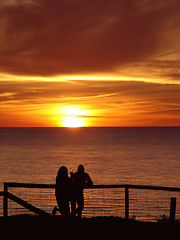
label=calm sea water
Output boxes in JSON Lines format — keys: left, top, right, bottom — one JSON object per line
{"left": 0, "top": 127, "right": 180, "bottom": 219}
{"left": 1, "top": 127, "right": 180, "bottom": 188}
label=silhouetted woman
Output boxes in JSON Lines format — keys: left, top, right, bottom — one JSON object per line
{"left": 55, "top": 166, "right": 71, "bottom": 216}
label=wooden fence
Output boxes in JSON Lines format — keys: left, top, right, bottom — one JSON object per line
{"left": 1, "top": 182, "right": 180, "bottom": 220}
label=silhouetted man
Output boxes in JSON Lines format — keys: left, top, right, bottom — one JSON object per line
{"left": 71, "top": 165, "right": 93, "bottom": 218}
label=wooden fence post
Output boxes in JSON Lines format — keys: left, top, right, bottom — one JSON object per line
{"left": 170, "top": 197, "right": 176, "bottom": 222}
{"left": 3, "top": 183, "right": 8, "bottom": 217}
{"left": 125, "top": 186, "right": 129, "bottom": 220}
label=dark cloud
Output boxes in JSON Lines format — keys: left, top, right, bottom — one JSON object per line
{"left": 0, "top": 0, "right": 180, "bottom": 76}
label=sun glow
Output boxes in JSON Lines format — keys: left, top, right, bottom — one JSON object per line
{"left": 57, "top": 106, "right": 89, "bottom": 127}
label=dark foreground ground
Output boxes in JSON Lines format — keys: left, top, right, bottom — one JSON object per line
{"left": 0, "top": 215, "right": 179, "bottom": 238}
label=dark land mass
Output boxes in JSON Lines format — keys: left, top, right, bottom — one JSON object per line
{"left": 0, "top": 215, "right": 179, "bottom": 238}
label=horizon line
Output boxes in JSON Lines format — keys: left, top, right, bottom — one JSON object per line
{"left": 0, "top": 126, "right": 180, "bottom": 128}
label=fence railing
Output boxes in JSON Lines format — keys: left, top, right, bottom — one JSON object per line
{"left": 1, "top": 182, "right": 180, "bottom": 221}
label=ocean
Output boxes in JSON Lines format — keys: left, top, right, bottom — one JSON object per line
{"left": 0, "top": 127, "right": 180, "bottom": 220}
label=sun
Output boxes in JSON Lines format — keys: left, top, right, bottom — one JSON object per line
{"left": 58, "top": 106, "right": 88, "bottom": 127}
{"left": 62, "top": 116, "right": 85, "bottom": 127}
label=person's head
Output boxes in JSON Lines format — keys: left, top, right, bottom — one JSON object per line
{"left": 57, "top": 166, "right": 68, "bottom": 178}
{"left": 78, "top": 165, "right": 84, "bottom": 173}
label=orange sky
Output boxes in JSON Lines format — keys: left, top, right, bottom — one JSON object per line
{"left": 0, "top": 0, "right": 180, "bottom": 127}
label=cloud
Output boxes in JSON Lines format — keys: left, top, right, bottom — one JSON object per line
{"left": 0, "top": 0, "right": 36, "bottom": 7}
{"left": 0, "top": 0, "right": 180, "bottom": 76}
{"left": 0, "top": 80, "right": 118, "bottom": 105}
{"left": 1, "top": 79, "right": 180, "bottom": 109}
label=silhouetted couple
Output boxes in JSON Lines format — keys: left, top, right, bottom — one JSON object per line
{"left": 53, "top": 165, "right": 93, "bottom": 217}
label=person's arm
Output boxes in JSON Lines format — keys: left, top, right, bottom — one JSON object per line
{"left": 85, "top": 173, "right": 93, "bottom": 187}
{"left": 69, "top": 169, "right": 74, "bottom": 183}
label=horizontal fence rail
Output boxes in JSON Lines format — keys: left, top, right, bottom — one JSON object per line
{"left": 4, "top": 182, "right": 180, "bottom": 191}
{"left": 1, "top": 182, "right": 180, "bottom": 221}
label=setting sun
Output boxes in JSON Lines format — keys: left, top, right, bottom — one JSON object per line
{"left": 57, "top": 106, "right": 89, "bottom": 127}
{"left": 62, "top": 116, "right": 85, "bottom": 127}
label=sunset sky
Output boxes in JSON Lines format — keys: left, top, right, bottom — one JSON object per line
{"left": 0, "top": 0, "right": 180, "bottom": 127}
